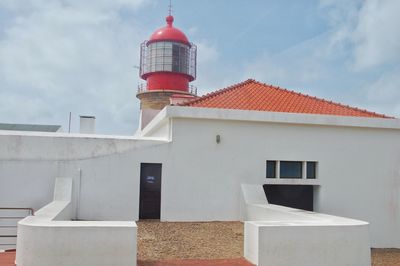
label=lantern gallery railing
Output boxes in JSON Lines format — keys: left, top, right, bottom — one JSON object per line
{"left": 137, "top": 84, "right": 197, "bottom": 95}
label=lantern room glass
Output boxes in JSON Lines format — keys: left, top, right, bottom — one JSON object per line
{"left": 140, "top": 41, "right": 197, "bottom": 79}
{"left": 148, "top": 41, "right": 189, "bottom": 73}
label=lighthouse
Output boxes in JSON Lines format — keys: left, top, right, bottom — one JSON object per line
{"left": 137, "top": 14, "right": 197, "bottom": 129}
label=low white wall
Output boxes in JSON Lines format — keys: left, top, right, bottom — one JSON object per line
{"left": 241, "top": 184, "right": 371, "bottom": 266}
{"left": 16, "top": 178, "right": 137, "bottom": 266}
{"left": 245, "top": 221, "right": 370, "bottom": 266}
{"left": 240, "top": 184, "right": 268, "bottom": 221}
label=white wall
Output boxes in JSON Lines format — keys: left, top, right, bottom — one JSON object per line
{"left": 16, "top": 178, "right": 137, "bottom": 266}
{"left": 246, "top": 221, "right": 370, "bottom": 266}
{"left": 159, "top": 109, "right": 400, "bottom": 247}
{"left": 1, "top": 106, "right": 400, "bottom": 248}
{"left": 0, "top": 132, "right": 169, "bottom": 221}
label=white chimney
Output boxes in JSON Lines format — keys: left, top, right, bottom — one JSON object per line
{"left": 79, "top": 116, "right": 96, "bottom": 134}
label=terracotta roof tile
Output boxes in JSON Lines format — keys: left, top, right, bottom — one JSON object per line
{"left": 181, "top": 79, "right": 392, "bottom": 118}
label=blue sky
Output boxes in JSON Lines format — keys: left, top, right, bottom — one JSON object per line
{"left": 0, "top": 0, "right": 399, "bottom": 134}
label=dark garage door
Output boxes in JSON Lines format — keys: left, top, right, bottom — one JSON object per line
{"left": 263, "top": 185, "right": 314, "bottom": 211}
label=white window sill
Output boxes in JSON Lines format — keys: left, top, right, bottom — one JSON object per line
{"left": 265, "top": 178, "right": 320, "bottom": 186}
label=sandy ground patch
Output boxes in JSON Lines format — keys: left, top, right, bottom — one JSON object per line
{"left": 137, "top": 221, "right": 244, "bottom": 260}
{"left": 372, "top": 248, "right": 400, "bottom": 266}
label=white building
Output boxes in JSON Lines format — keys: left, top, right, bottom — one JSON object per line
{"left": 0, "top": 13, "right": 399, "bottom": 266}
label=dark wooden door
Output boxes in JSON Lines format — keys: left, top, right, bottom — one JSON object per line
{"left": 139, "top": 163, "right": 162, "bottom": 219}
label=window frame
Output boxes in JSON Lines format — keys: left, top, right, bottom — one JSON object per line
{"left": 266, "top": 160, "right": 277, "bottom": 179}
{"left": 266, "top": 160, "right": 318, "bottom": 180}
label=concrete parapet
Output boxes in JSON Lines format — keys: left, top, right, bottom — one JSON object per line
{"left": 16, "top": 178, "right": 137, "bottom": 266}
{"left": 241, "top": 184, "right": 371, "bottom": 266}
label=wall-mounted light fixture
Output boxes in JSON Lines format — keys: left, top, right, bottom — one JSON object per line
{"left": 216, "top": 134, "right": 221, "bottom": 144}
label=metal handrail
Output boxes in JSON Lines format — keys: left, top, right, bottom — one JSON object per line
{"left": 189, "top": 85, "right": 197, "bottom": 95}
{"left": 0, "top": 208, "right": 34, "bottom": 248}
{"left": 137, "top": 83, "right": 147, "bottom": 93}
{"left": 0, "top": 208, "right": 34, "bottom": 216}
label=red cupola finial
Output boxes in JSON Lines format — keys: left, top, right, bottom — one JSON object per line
{"left": 166, "top": 15, "right": 174, "bottom": 27}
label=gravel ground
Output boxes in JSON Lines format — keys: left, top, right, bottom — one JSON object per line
{"left": 137, "top": 221, "right": 244, "bottom": 260}
{"left": 372, "top": 249, "right": 400, "bottom": 266}
{"left": 137, "top": 221, "right": 400, "bottom": 265}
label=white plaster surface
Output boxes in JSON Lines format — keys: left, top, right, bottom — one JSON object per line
{"left": 241, "top": 184, "right": 371, "bottom": 266}
{"left": 157, "top": 107, "right": 400, "bottom": 247}
{"left": 0, "top": 132, "right": 169, "bottom": 221}
{"left": 79, "top": 116, "right": 96, "bottom": 134}
{"left": 16, "top": 178, "right": 137, "bottom": 266}
{"left": 245, "top": 220, "right": 370, "bottom": 266}
{"left": 140, "top": 108, "right": 162, "bottom": 129}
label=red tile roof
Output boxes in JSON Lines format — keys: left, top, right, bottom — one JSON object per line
{"left": 181, "top": 79, "right": 392, "bottom": 118}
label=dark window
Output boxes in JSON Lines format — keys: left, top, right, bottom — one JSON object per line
{"left": 280, "top": 161, "right": 302, "bottom": 179}
{"left": 263, "top": 185, "right": 314, "bottom": 211}
{"left": 307, "top": 162, "right": 316, "bottom": 179}
{"left": 266, "top": 161, "right": 276, "bottom": 178}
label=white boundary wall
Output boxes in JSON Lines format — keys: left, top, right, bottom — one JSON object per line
{"left": 241, "top": 184, "right": 371, "bottom": 266}
{"left": 245, "top": 221, "right": 370, "bottom": 266}
{"left": 16, "top": 178, "right": 137, "bottom": 266}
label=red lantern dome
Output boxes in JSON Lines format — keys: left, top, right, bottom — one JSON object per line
{"left": 148, "top": 15, "right": 190, "bottom": 45}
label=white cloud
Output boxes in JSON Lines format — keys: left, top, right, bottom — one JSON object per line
{"left": 0, "top": 0, "right": 147, "bottom": 12}
{"left": 364, "top": 67, "right": 400, "bottom": 115}
{"left": 192, "top": 40, "right": 227, "bottom": 94}
{"left": 0, "top": 0, "right": 150, "bottom": 134}
{"left": 188, "top": 26, "right": 198, "bottom": 36}
{"left": 352, "top": 0, "right": 400, "bottom": 69}
{"left": 321, "top": 0, "right": 400, "bottom": 70}
{"left": 242, "top": 33, "right": 330, "bottom": 94}
{"left": 196, "top": 41, "right": 219, "bottom": 64}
